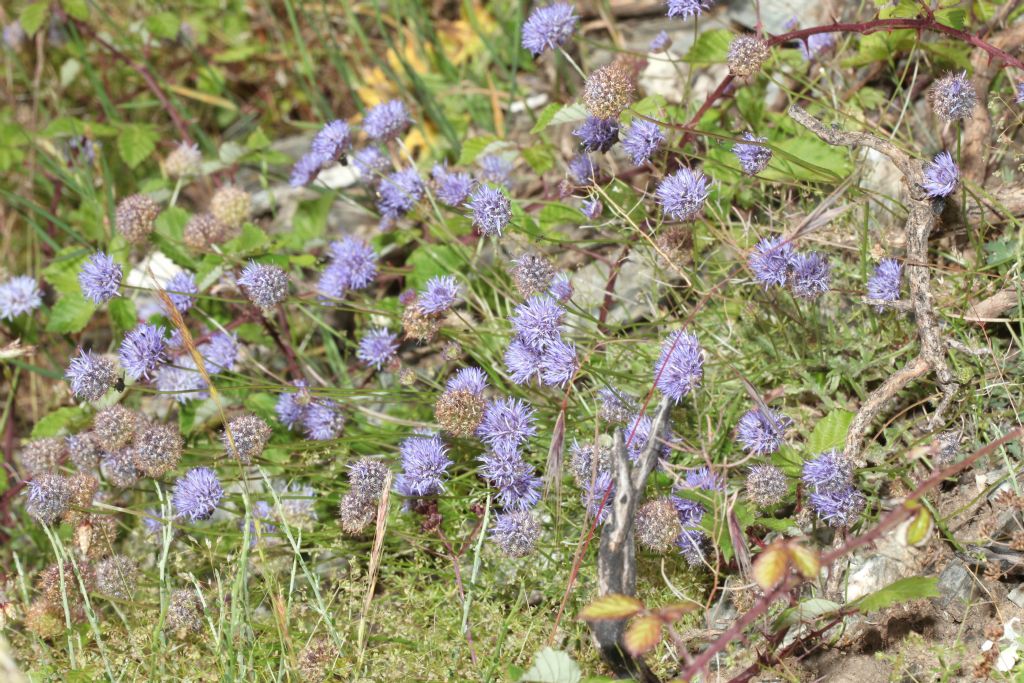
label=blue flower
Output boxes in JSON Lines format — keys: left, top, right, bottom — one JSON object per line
{"left": 748, "top": 237, "right": 795, "bottom": 288}
{"left": 521, "top": 2, "right": 578, "bottom": 56}
{"left": 478, "top": 154, "right": 513, "bottom": 186}
{"left": 656, "top": 168, "right": 710, "bottom": 222}
{"left": 799, "top": 33, "right": 835, "bottom": 61}
{"left": 582, "top": 471, "right": 615, "bottom": 523}
{"left": 432, "top": 164, "right": 475, "bottom": 207}
{"left": 352, "top": 146, "right": 391, "bottom": 181}
{"left": 446, "top": 367, "right": 488, "bottom": 395}
{"left": 572, "top": 116, "right": 619, "bottom": 153}
{"left": 467, "top": 185, "right": 512, "bottom": 236}
{"left": 685, "top": 466, "right": 725, "bottom": 492}
{"left": 478, "top": 449, "right": 541, "bottom": 510}
{"left": 172, "top": 467, "right": 224, "bottom": 521}
{"left": 0, "top": 275, "right": 42, "bottom": 320}
{"left": 622, "top": 119, "right": 664, "bottom": 165}
{"left": 311, "top": 119, "right": 351, "bottom": 160}
{"left": 539, "top": 337, "right": 578, "bottom": 387}
{"left": 490, "top": 510, "right": 540, "bottom": 557}
{"left": 790, "top": 252, "right": 831, "bottom": 299}
{"left": 549, "top": 272, "right": 573, "bottom": 301}
{"left": 736, "top": 408, "right": 791, "bottom": 455}
{"left": 290, "top": 153, "right": 324, "bottom": 187}
{"left": 198, "top": 332, "right": 238, "bottom": 374}
{"left": 808, "top": 487, "right": 865, "bottom": 528}
{"left": 363, "top": 100, "right": 411, "bottom": 142}
{"left": 357, "top": 328, "right": 399, "bottom": 370}
{"left": 395, "top": 432, "right": 451, "bottom": 498}
{"left": 922, "top": 151, "right": 959, "bottom": 198}
{"left": 165, "top": 271, "right": 198, "bottom": 313}
{"left": 666, "top": 0, "right": 710, "bottom": 20}
{"left": 237, "top": 261, "right": 289, "bottom": 308}
{"left": 477, "top": 397, "right": 537, "bottom": 456}
{"left": 504, "top": 337, "right": 543, "bottom": 385}
{"left": 581, "top": 197, "right": 602, "bottom": 220}
{"left": 654, "top": 329, "right": 703, "bottom": 403}
{"left": 275, "top": 380, "right": 310, "bottom": 429}
{"left": 418, "top": 275, "right": 460, "bottom": 314}
{"left": 568, "top": 153, "right": 597, "bottom": 185}
{"left": 802, "top": 450, "right": 853, "bottom": 493}
{"left": 1016, "top": 82, "right": 1024, "bottom": 105}
{"left": 318, "top": 237, "right": 379, "bottom": 299}
{"left": 676, "top": 528, "right": 708, "bottom": 567}
{"left": 155, "top": 357, "right": 208, "bottom": 403}
{"left": 119, "top": 324, "right": 167, "bottom": 381}
{"left": 378, "top": 167, "right": 425, "bottom": 218}
{"left": 66, "top": 350, "right": 117, "bottom": 402}
{"left": 649, "top": 31, "right": 672, "bottom": 52}
{"left": 510, "top": 295, "right": 565, "bottom": 351}
{"left": 733, "top": 132, "right": 772, "bottom": 175}
{"left": 867, "top": 259, "right": 902, "bottom": 310}
{"left": 302, "top": 399, "right": 346, "bottom": 440}
{"left": 78, "top": 252, "right": 122, "bottom": 304}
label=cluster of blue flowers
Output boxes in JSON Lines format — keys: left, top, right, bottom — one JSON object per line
{"left": 748, "top": 237, "right": 831, "bottom": 299}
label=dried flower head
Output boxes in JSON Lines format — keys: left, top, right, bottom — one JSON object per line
{"left": 25, "top": 473, "right": 71, "bottom": 524}
{"left": 348, "top": 457, "right": 390, "bottom": 501}
{"left": 656, "top": 168, "right": 710, "bottom": 222}
{"left": 654, "top": 329, "right": 703, "bottom": 403}
{"left": 65, "top": 350, "right": 117, "bottom": 402}
{"left": 357, "top": 328, "right": 399, "bottom": 370}
{"left": 435, "top": 389, "right": 487, "bottom": 438}
{"left": 467, "top": 185, "right": 512, "bottom": 237}
{"left": 511, "top": 253, "right": 556, "bottom": 297}
{"left": 568, "top": 438, "right": 612, "bottom": 485}
{"left": 132, "top": 423, "right": 184, "bottom": 477}
{"left": 727, "top": 34, "right": 770, "bottom": 77}
{"left": 622, "top": 119, "right": 665, "bottom": 166}
{"left": 78, "top": 252, "right": 122, "bottom": 304}
{"left": 572, "top": 116, "right": 619, "bottom": 153}
{"left": 733, "top": 132, "right": 772, "bottom": 175}
{"left": 401, "top": 304, "right": 442, "bottom": 343}
{"left": 0, "top": 275, "right": 42, "bottom": 320}
{"left": 164, "top": 142, "right": 202, "bottom": 177}
{"left": 635, "top": 498, "right": 684, "bottom": 553}
{"left": 338, "top": 492, "right": 376, "bottom": 535}
{"left": 94, "top": 405, "right": 139, "bottom": 450}
{"left": 237, "top": 261, "right": 288, "bottom": 309}
{"left": 677, "top": 528, "right": 708, "bottom": 567}
{"left": 67, "top": 432, "right": 102, "bottom": 470}
{"left": 363, "top": 99, "right": 412, "bottom": 142}
{"left": 296, "top": 635, "right": 340, "bottom": 682}
{"left": 922, "top": 151, "right": 959, "bottom": 198}
{"left": 736, "top": 408, "right": 792, "bottom": 455}
{"left": 119, "top": 324, "right": 167, "bottom": 380}
{"left": 929, "top": 71, "right": 977, "bottom": 121}
{"left": 210, "top": 185, "right": 251, "bottom": 231}
{"left": 867, "top": 259, "right": 902, "bottom": 310}
{"left": 172, "top": 467, "right": 224, "bottom": 521}
{"left": 101, "top": 449, "right": 141, "bottom": 488}
{"left": 491, "top": 510, "right": 540, "bottom": 557}
{"left": 521, "top": 2, "right": 578, "bottom": 56}
{"left": 115, "top": 194, "right": 160, "bottom": 243}
{"left": 302, "top": 399, "right": 346, "bottom": 441}
{"left": 183, "top": 212, "right": 227, "bottom": 250}
{"left": 746, "top": 464, "right": 788, "bottom": 507}
{"left": 94, "top": 555, "right": 137, "bottom": 600}
{"left": 223, "top": 414, "right": 272, "bottom": 465}
{"left": 166, "top": 589, "right": 204, "bottom": 639}
{"left": 582, "top": 59, "right": 635, "bottom": 119}
{"left": 790, "top": 252, "right": 831, "bottom": 299}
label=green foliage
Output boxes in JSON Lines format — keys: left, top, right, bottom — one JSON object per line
{"left": 117, "top": 124, "right": 160, "bottom": 169}
{"left": 806, "top": 410, "right": 856, "bottom": 454}
{"left": 854, "top": 577, "right": 941, "bottom": 612}
{"left": 45, "top": 293, "right": 96, "bottom": 334}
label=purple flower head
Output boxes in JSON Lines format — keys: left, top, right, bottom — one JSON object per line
{"left": 521, "top": 2, "right": 578, "bottom": 56}
{"left": 447, "top": 367, "right": 488, "bottom": 395}
{"left": 867, "top": 259, "right": 902, "bottom": 310}
{"left": 237, "top": 261, "right": 288, "bottom": 308}
{"left": 581, "top": 197, "right": 603, "bottom": 220}
{"left": 478, "top": 449, "right": 541, "bottom": 510}
{"left": 671, "top": 494, "right": 705, "bottom": 527}
{"left": 666, "top": 0, "right": 711, "bottom": 20}
{"left": 676, "top": 528, "right": 708, "bottom": 567}
{"left": 478, "top": 155, "right": 513, "bottom": 186}
{"left": 654, "top": 329, "right": 703, "bottom": 403}
{"left": 78, "top": 252, "right": 122, "bottom": 304}
{"left": 66, "top": 350, "right": 118, "bottom": 401}
{"left": 119, "top": 324, "right": 167, "bottom": 381}
{"left": 802, "top": 449, "right": 854, "bottom": 493}
{"left": 275, "top": 380, "right": 310, "bottom": 429}
{"left": 25, "top": 473, "right": 70, "bottom": 524}
{"left": 582, "top": 471, "right": 615, "bottom": 523}
{"left": 290, "top": 153, "right": 324, "bottom": 187}
{"left": 510, "top": 295, "right": 565, "bottom": 351}
{"left": 808, "top": 487, "right": 865, "bottom": 528}
{"left": 622, "top": 119, "right": 664, "bottom": 165}
{"left": 319, "top": 237, "right": 379, "bottom": 299}
{"left": 799, "top": 33, "right": 835, "bottom": 61}
{"left": 467, "top": 185, "right": 512, "bottom": 237}
{"left": 0, "top": 275, "right": 42, "bottom": 320}
{"left": 155, "top": 358, "right": 208, "bottom": 403}
{"left": 352, "top": 146, "right": 391, "bottom": 181}
{"left": 396, "top": 432, "right": 451, "bottom": 497}
{"left": 748, "top": 237, "right": 796, "bottom": 288}
{"left": 418, "top": 275, "right": 460, "bottom": 314}
{"left": 198, "top": 332, "right": 238, "bottom": 374}
{"left": 736, "top": 408, "right": 792, "bottom": 455}
{"left": 504, "top": 337, "right": 543, "bottom": 385}
{"left": 540, "top": 337, "right": 578, "bottom": 387}
{"left": 1016, "top": 82, "right": 1024, "bottom": 105}
{"left": 790, "top": 252, "right": 831, "bottom": 299}
{"left": 363, "top": 100, "right": 411, "bottom": 142}
{"left": 572, "top": 116, "right": 619, "bottom": 153}
{"left": 684, "top": 466, "right": 725, "bottom": 492}
{"left": 625, "top": 412, "right": 674, "bottom": 463}
{"left": 922, "top": 151, "right": 959, "bottom": 198}
{"left": 172, "top": 467, "right": 224, "bottom": 521}
{"left": 568, "top": 153, "right": 597, "bottom": 185}
{"left": 311, "top": 119, "right": 351, "bottom": 161}
{"left": 733, "top": 132, "right": 772, "bottom": 175}
{"left": 656, "top": 168, "right": 710, "bottom": 222}
{"left": 549, "top": 272, "right": 573, "bottom": 301}
{"left": 378, "top": 167, "right": 425, "bottom": 218}
{"left": 165, "top": 271, "right": 198, "bottom": 313}
{"left": 357, "top": 328, "right": 399, "bottom": 370}
{"left": 929, "top": 71, "right": 977, "bottom": 121}
{"left": 650, "top": 31, "right": 672, "bottom": 52}
{"left": 302, "top": 399, "right": 346, "bottom": 441}
{"left": 432, "top": 164, "right": 475, "bottom": 207}
{"left": 477, "top": 397, "right": 537, "bottom": 456}
{"left": 598, "top": 387, "right": 634, "bottom": 424}
{"left": 491, "top": 510, "right": 540, "bottom": 557}
{"left": 4, "top": 21, "right": 26, "bottom": 50}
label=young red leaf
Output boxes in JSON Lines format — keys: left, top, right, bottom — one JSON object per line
{"left": 579, "top": 594, "right": 644, "bottom": 621}
{"left": 624, "top": 615, "right": 662, "bottom": 656}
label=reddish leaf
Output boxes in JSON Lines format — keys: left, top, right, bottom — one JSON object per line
{"left": 752, "top": 544, "right": 789, "bottom": 591}
{"left": 655, "top": 601, "right": 701, "bottom": 622}
{"left": 579, "top": 594, "right": 644, "bottom": 621}
{"left": 789, "top": 543, "right": 821, "bottom": 580}
{"left": 624, "top": 615, "right": 662, "bottom": 656}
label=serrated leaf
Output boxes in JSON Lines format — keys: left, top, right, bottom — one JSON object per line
{"left": 46, "top": 293, "right": 96, "bottom": 334}
{"left": 117, "top": 125, "right": 159, "bottom": 169}
{"left": 752, "top": 545, "right": 789, "bottom": 591}
{"left": 539, "top": 202, "right": 584, "bottom": 229}
{"left": 520, "top": 647, "right": 581, "bottom": 683}
{"left": 522, "top": 144, "right": 555, "bottom": 174}
{"left": 19, "top": 3, "right": 49, "bottom": 36}
{"left": 579, "top": 594, "right": 644, "bottom": 621}
{"left": 790, "top": 544, "right": 821, "bottom": 580}
{"left": 42, "top": 248, "right": 90, "bottom": 296}
{"left": 457, "top": 135, "right": 499, "bottom": 165}
{"left": 624, "top": 615, "right": 662, "bottom": 656}
{"left": 806, "top": 409, "right": 855, "bottom": 454}
{"left": 31, "top": 406, "right": 90, "bottom": 438}
{"left": 61, "top": 0, "right": 89, "bottom": 20}
{"left": 549, "top": 103, "right": 588, "bottom": 127}
{"left": 531, "top": 103, "right": 562, "bottom": 134}
{"left": 221, "top": 224, "right": 269, "bottom": 256}
{"left": 934, "top": 7, "right": 966, "bottom": 29}
{"left": 283, "top": 192, "right": 334, "bottom": 249}
{"left": 682, "top": 29, "right": 732, "bottom": 64}
{"left": 108, "top": 297, "right": 137, "bottom": 334}
{"left": 904, "top": 507, "right": 933, "bottom": 546}
{"left": 854, "top": 576, "right": 940, "bottom": 612}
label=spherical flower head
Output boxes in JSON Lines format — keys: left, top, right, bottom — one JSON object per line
{"left": 491, "top": 510, "right": 540, "bottom": 557}
{"left": 582, "top": 471, "right": 615, "bottom": 523}
{"left": 746, "top": 464, "right": 788, "bottom": 507}
{"left": 511, "top": 253, "right": 556, "bottom": 297}
{"left": 929, "top": 71, "right": 977, "bottom": 121}
{"left": 396, "top": 432, "right": 451, "bottom": 497}
{"left": 378, "top": 167, "right": 425, "bottom": 219}
{"left": 237, "top": 261, "right": 288, "bottom": 308}
{"left": 164, "top": 141, "right": 202, "bottom": 178}
{"left": 598, "top": 387, "right": 634, "bottom": 424}
{"left": 65, "top": 350, "right": 117, "bottom": 402}
{"left": 67, "top": 432, "right": 102, "bottom": 470}
{"left": 18, "top": 437, "right": 65, "bottom": 478}
{"left": 311, "top": 119, "right": 351, "bottom": 161}
{"left": 510, "top": 295, "right": 565, "bottom": 351}
{"left": 183, "top": 212, "right": 227, "bottom": 250}
{"left": 867, "top": 258, "right": 902, "bottom": 310}
{"left": 582, "top": 59, "right": 636, "bottom": 120}
{"left": 622, "top": 119, "right": 664, "bottom": 166}
{"left": 401, "top": 304, "right": 442, "bottom": 343}
{"left": 568, "top": 153, "right": 597, "bottom": 185}
{"left": 799, "top": 33, "right": 835, "bottom": 61}
{"left": 198, "top": 332, "right": 238, "bottom": 374}
{"left": 290, "top": 152, "right": 324, "bottom": 188}
{"left": 446, "top": 366, "right": 488, "bottom": 395}
{"left": 352, "top": 146, "right": 391, "bottom": 181}
{"left": 418, "top": 275, "right": 460, "bottom": 314}
{"left": 155, "top": 359, "right": 208, "bottom": 403}
{"left": 432, "top": 164, "right": 475, "bottom": 207}
{"left": 319, "top": 237, "right": 379, "bottom": 298}
{"left": 808, "top": 486, "right": 865, "bottom": 528}
{"left": 275, "top": 380, "right": 310, "bottom": 429}
{"left": 656, "top": 168, "right": 710, "bottom": 222}
{"left": 477, "top": 397, "right": 537, "bottom": 455}
{"left": 357, "top": 328, "right": 399, "bottom": 370}
{"left": 165, "top": 270, "right": 198, "bottom": 313}
{"left": 727, "top": 34, "right": 770, "bottom": 77}
{"left": 549, "top": 272, "right": 573, "bottom": 301}
{"left": 210, "top": 185, "right": 251, "bottom": 231}
{"left": 95, "top": 555, "right": 138, "bottom": 600}
{"left": 666, "top": 0, "right": 710, "bottom": 19}
{"left": 363, "top": 100, "right": 412, "bottom": 142}
{"left": 733, "top": 132, "right": 772, "bottom": 175}
{"left": 302, "top": 399, "right": 346, "bottom": 441}
{"left": 922, "top": 151, "right": 959, "bottom": 198}
{"left": 173, "top": 467, "right": 224, "bottom": 521}
{"left": 119, "top": 323, "right": 167, "bottom": 381}
{"left": 78, "top": 252, "right": 122, "bottom": 304}
{"left": 339, "top": 492, "right": 376, "bottom": 535}
{"left": 166, "top": 589, "right": 204, "bottom": 639}
{"left": 649, "top": 31, "right": 672, "bottom": 52}
{"left": 504, "top": 337, "right": 543, "bottom": 385}
{"left": 223, "top": 413, "right": 272, "bottom": 465}
{"left": 478, "top": 155, "right": 513, "bottom": 187}
{"left": 133, "top": 423, "right": 184, "bottom": 477}
{"left": 1016, "top": 82, "right": 1024, "bottom": 105}
{"left": 4, "top": 21, "right": 26, "bottom": 50}
{"left": 521, "top": 2, "right": 578, "bottom": 56}
{"left": 348, "top": 457, "right": 390, "bottom": 500}
{"left": 569, "top": 438, "right": 611, "bottom": 485}
{"left": 0, "top": 275, "right": 42, "bottom": 320}
{"left": 654, "top": 329, "right": 703, "bottom": 403}
{"left": 802, "top": 449, "right": 854, "bottom": 493}
{"left": 572, "top": 116, "right": 619, "bottom": 153}
{"left": 478, "top": 449, "right": 542, "bottom": 510}
{"left": 102, "top": 449, "right": 141, "bottom": 488}
{"left": 635, "top": 498, "right": 683, "bottom": 553}
{"left": 435, "top": 389, "right": 486, "bottom": 438}
{"left": 676, "top": 528, "right": 708, "bottom": 567}
{"left": 94, "top": 405, "right": 138, "bottom": 450}
{"left": 790, "top": 252, "right": 831, "bottom": 299}
{"left": 685, "top": 466, "right": 725, "bottom": 492}
{"left": 540, "top": 337, "right": 578, "bottom": 387}
{"left": 25, "top": 473, "right": 71, "bottom": 525}
{"left": 748, "top": 237, "right": 795, "bottom": 288}
{"left": 467, "top": 185, "right": 512, "bottom": 237}
{"left": 581, "top": 197, "right": 603, "bottom": 220}
{"left": 115, "top": 193, "right": 160, "bottom": 243}
{"left": 736, "top": 408, "right": 792, "bottom": 455}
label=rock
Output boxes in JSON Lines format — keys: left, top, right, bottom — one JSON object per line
{"left": 843, "top": 531, "right": 921, "bottom": 603}
{"left": 932, "top": 558, "right": 983, "bottom": 621}
{"left": 1007, "top": 584, "right": 1024, "bottom": 609}
{"left": 570, "top": 249, "right": 665, "bottom": 327}
{"left": 726, "top": 0, "right": 834, "bottom": 34}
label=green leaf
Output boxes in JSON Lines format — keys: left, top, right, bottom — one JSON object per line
{"left": 19, "top": 2, "right": 49, "bottom": 37}
{"left": 522, "top": 144, "right": 555, "bottom": 174}
{"left": 405, "top": 244, "right": 468, "bottom": 290}
{"left": 31, "top": 406, "right": 90, "bottom": 438}
{"left": 117, "top": 124, "right": 159, "bottom": 169}
{"left": 530, "top": 103, "right": 562, "bottom": 134}
{"left": 806, "top": 409, "right": 855, "bottom": 454}
{"left": 854, "top": 577, "right": 940, "bottom": 612}
{"left": 548, "top": 103, "right": 587, "bottom": 128}
{"left": 842, "top": 30, "right": 916, "bottom": 67}
{"left": 42, "top": 248, "right": 90, "bottom": 296}
{"left": 222, "top": 223, "right": 269, "bottom": 255}
{"left": 283, "top": 192, "right": 334, "bottom": 249}
{"left": 46, "top": 293, "right": 96, "bottom": 334}
{"left": 766, "top": 135, "right": 852, "bottom": 183}
{"left": 682, "top": 29, "right": 732, "bottom": 64}
{"left": 539, "top": 203, "right": 584, "bottom": 230}
{"left": 773, "top": 598, "right": 841, "bottom": 629}
{"left": 519, "top": 647, "right": 581, "bottom": 683}
{"left": 60, "top": 0, "right": 89, "bottom": 20}
{"left": 457, "top": 135, "right": 499, "bottom": 165}
{"left": 108, "top": 297, "right": 137, "bottom": 334}
{"left": 145, "top": 11, "right": 181, "bottom": 40}
{"left": 934, "top": 7, "right": 966, "bottom": 29}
